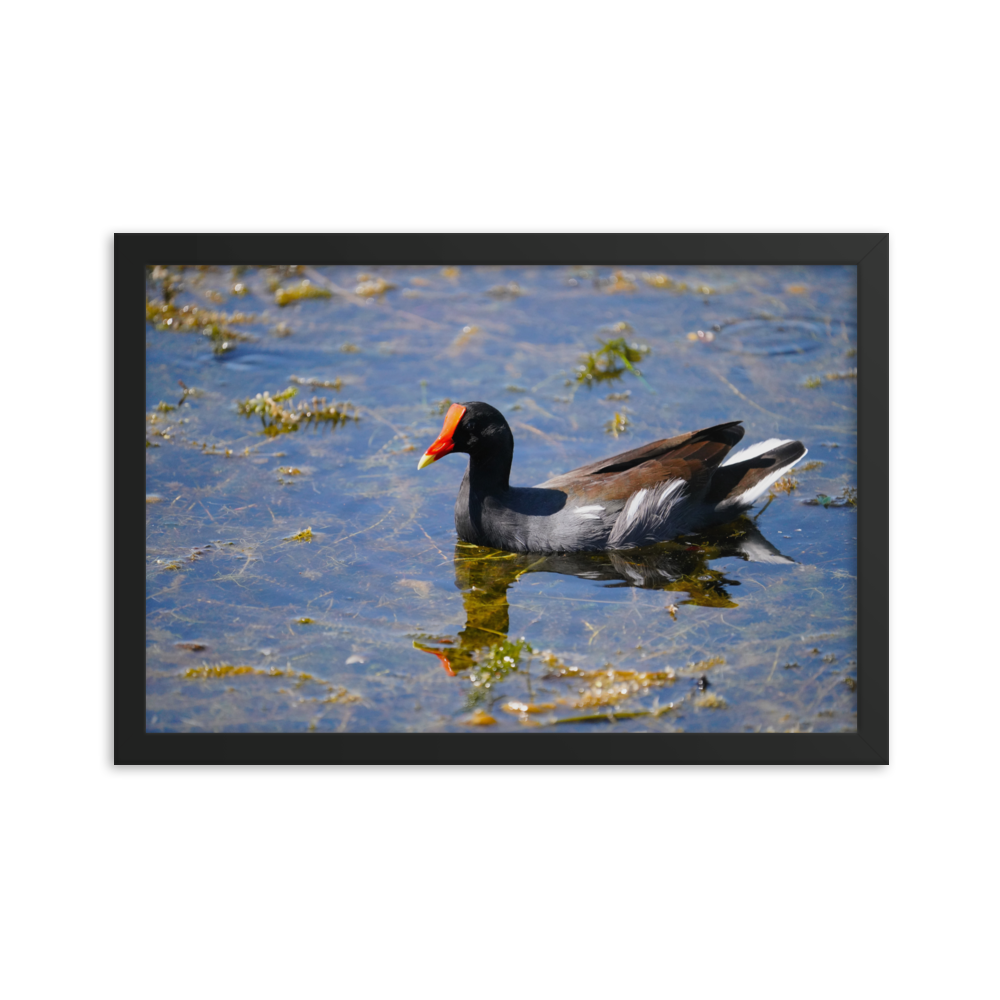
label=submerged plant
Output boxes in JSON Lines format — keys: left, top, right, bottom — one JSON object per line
{"left": 146, "top": 298, "right": 256, "bottom": 354}
{"left": 237, "top": 386, "right": 358, "bottom": 435}
{"left": 274, "top": 280, "right": 332, "bottom": 306}
{"left": 576, "top": 332, "right": 651, "bottom": 389}
{"left": 605, "top": 411, "right": 629, "bottom": 437}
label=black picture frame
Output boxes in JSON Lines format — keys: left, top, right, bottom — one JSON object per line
{"left": 121, "top": 233, "right": 888, "bottom": 764}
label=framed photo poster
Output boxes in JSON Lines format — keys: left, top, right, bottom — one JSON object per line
{"left": 120, "top": 233, "right": 887, "bottom": 764}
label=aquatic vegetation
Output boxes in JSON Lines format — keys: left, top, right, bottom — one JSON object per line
{"left": 804, "top": 488, "right": 857, "bottom": 508}
{"left": 146, "top": 296, "right": 256, "bottom": 353}
{"left": 465, "top": 636, "right": 534, "bottom": 707}
{"left": 642, "top": 272, "right": 675, "bottom": 289}
{"left": 462, "top": 709, "right": 498, "bottom": 725}
{"left": 806, "top": 369, "right": 857, "bottom": 388}
{"left": 695, "top": 692, "right": 727, "bottom": 709}
{"left": 599, "top": 270, "right": 637, "bottom": 293}
{"left": 772, "top": 475, "right": 799, "bottom": 494}
{"left": 576, "top": 335, "right": 651, "bottom": 387}
{"left": 440, "top": 267, "right": 460, "bottom": 279}
{"left": 290, "top": 375, "right": 343, "bottom": 390}
{"left": 183, "top": 663, "right": 315, "bottom": 682}
{"left": 274, "top": 279, "right": 332, "bottom": 306}
{"left": 487, "top": 282, "right": 522, "bottom": 299}
{"left": 283, "top": 527, "right": 313, "bottom": 541}
{"left": 273, "top": 322, "right": 293, "bottom": 337}
{"left": 687, "top": 329, "right": 715, "bottom": 342}
{"left": 237, "top": 386, "right": 358, "bottom": 434}
{"left": 799, "top": 461, "right": 825, "bottom": 472}
{"left": 449, "top": 325, "right": 479, "bottom": 353}
{"left": 785, "top": 284, "right": 807, "bottom": 294}
{"left": 355, "top": 275, "right": 395, "bottom": 297}
{"left": 605, "top": 411, "right": 629, "bottom": 437}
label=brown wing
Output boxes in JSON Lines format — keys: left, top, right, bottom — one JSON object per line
{"left": 537, "top": 421, "right": 745, "bottom": 505}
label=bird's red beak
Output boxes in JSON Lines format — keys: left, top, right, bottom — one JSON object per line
{"left": 417, "top": 403, "right": 466, "bottom": 469}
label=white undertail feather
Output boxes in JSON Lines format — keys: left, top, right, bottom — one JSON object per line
{"left": 717, "top": 447, "right": 808, "bottom": 510}
{"left": 572, "top": 504, "right": 604, "bottom": 521}
{"left": 721, "top": 438, "right": 794, "bottom": 467}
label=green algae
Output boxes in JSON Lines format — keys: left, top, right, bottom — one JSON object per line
{"left": 274, "top": 280, "right": 332, "bottom": 306}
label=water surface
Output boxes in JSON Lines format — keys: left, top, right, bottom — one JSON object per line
{"left": 146, "top": 264, "right": 857, "bottom": 733}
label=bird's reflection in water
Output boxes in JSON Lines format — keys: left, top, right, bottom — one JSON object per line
{"left": 413, "top": 516, "right": 793, "bottom": 675}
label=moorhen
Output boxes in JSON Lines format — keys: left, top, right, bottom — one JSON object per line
{"left": 418, "top": 402, "right": 806, "bottom": 553}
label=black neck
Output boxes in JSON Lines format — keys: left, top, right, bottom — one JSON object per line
{"left": 468, "top": 446, "right": 512, "bottom": 495}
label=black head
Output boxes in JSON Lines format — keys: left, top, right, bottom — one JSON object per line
{"left": 417, "top": 401, "right": 514, "bottom": 488}
{"left": 448, "top": 402, "right": 513, "bottom": 457}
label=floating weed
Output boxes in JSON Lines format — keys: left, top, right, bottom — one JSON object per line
{"left": 295, "top": 617, "right": 315, "bottom": 625}
{"left": 322, "top": 687, "right": 362, "bottom": 705}
{"left": 290, "top": 374, "right": 343, "bottom": 390}
{"left": 273, "top": 322, "right": 293, "bottom": 337}
{"left": 825, "top": 369, "right": 857, "bottom": 381}
{"left": 605, "top": 411, "right": 629, "bottom": 437}
{"left": 487, "top": 282, "right": 522, "bottom": 299}
{"left": 440, "top": 266, "right": 460, "bottom": 279}
{"left": 772, "top": 475, "right": 799, "bottom": 495}
{"left": 232, "top": 282, "right": 249, "bottom": 297}
{"left": 505, "top": 384, "right": 527, "bottom": 393}
{"left": 846, "top": 347, "right": 858, "bottom": 358}
{"left": 605, "top": 390, "right": 630, "bottom": 401}
{"left": 146, "top": 494, "right": 164, "bottom": 503}
{"left": 155, "top": 401, "right": 176, "bottom": 413}
{"left": 804, "top": 488, "right": 857, "bottom": 508}
{"left": 577, "top": 335, "right": 651, "bottom": 389}
{"left": 183, "top": 663, "right": 315, "bottom": 682}
{"left": 679, "top": 656, "right": 725, "bottom": 673}
{"left": 804, "top": 376, "right": 823, "bottom": 388}
{"left": 283, "top": 527, "right": 313, "bottom": 541}
{"left": 694, "top": 692, "right": 727, "bottom": 709}
{"left": 783, "top": 662, "right": 801, "bottom": 670}
{"left": 274, "top": 279, "right": 332, "bottom": 306}
{"left": 340, "top": 343, "right": 360, "bottom": 353}
{"left": 465, "top": 636, "right": 534, "bottom": 707}
{"left": 462, "top": 708, "right": 498, "bottom": 725}
{"left": 433, "top": 398, "right": 453, "bottom": 415}
{"left": 355, "top": 276, "right": 395, "bottom": 297}
{"left": 785, "top": 284, "right": 807, "bottom": 295}
{"left": 146, "top": 297, "right": 256, "bottom": 354}
{"left": 449, "top": 325, "right": 480, "bottom": 353}
{"left": 278, "top": 466, "right": 303, "bottom": 476}
{"left": 843, "top": 677, "right": 857, "bottom": 691}
{"left": 799, "top": 461, "right": 825, "bottom": 472}
{"left": 599, "top": 270, "right": 637, "bottom": 293}
{"left": 237, "top": 386, "right": 358, "bottom": 434}
{"left": 501, "top": 701, "right": 556, "bottom": 715}
{"left": 642, "top": 272, "right": 675, "bottom": 289}
{"left": 687, "top": 329, "right": 715, "bottom": 342}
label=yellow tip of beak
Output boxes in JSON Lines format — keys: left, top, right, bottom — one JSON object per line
{"left": 417, "top": 452, "right": 436, "bottom": 470}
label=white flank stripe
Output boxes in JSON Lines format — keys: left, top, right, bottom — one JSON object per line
{"left": 721, "top": 438, "right": 793, "bottom": 467}
{"left": 572, "top": 505, "right": 604, "bottom": 513}
{"left": 623, "top": 489, "right": 649, "bottom": 526}
{"left": 657, "top": 479, "right": 684, "bottom": 507}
